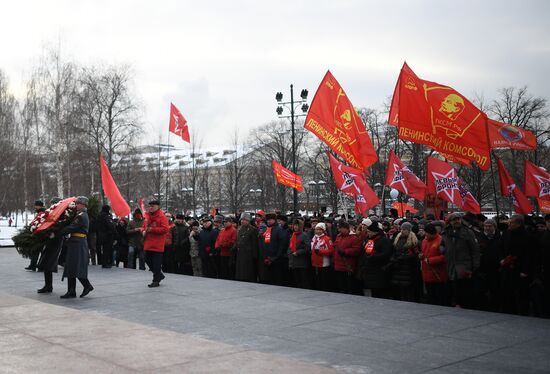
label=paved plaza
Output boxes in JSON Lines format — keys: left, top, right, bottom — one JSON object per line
{"left": 0, "top": 247, "right": 549, "bottom": 373}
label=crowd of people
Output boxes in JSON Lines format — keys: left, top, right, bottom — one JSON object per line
{"left": 26, "top": 198, "right": 550, "bottom": 317}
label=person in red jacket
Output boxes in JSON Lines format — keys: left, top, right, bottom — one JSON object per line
{"left": 215, "top": 217, "right": 237, "bottom": 280}
{"left": 311, "top": 222, "right": 334, "bottom": 291}
{"left": 419, "top": 223, "right": 449, "bottom": 306}
{"left": 333, "top": 221, "right": 362, "bottom": 295}
{"left": 142, "top": 200, "right": 170, "bottom": 288}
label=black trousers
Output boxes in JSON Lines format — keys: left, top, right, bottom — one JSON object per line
{"left": 335, "top": 271, "right": 362, "bottom": 295}
{"left": 67, "top": 277, "right": 91, "bottom": 292}
{"left": 145, "top": 251, "right": 164, "bottom": 282}
{"left": 313, "top": 267, "right": 333, "bottom": 292}
{"left": 451, "top": 279, "right": 474, "bottom": 309}
{"left": 29, "top": 252, "right": 40, "bottom": 269}
{"left": 425, "top": 282, "right": 450, "bottom": 306}
{"left": 98, "top": 239, "right": 113, "bottom": 267}
{"left": 219, "top": 256, "right": 234, "bottom": 280}
{"left": 292, "top": 268, "right": 310, "bottom": 289}
{"left": 44, "top": 271, "right": 53, "bottom": 288}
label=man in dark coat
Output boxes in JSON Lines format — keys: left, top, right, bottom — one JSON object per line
{"left": 234, "top": 213, "right": 259, "bottom": 282}
{"left": 441, "top": 212, "right": 480, "bottom": 309}
{"left": 96, "top": 205, "right": 116, "bottom": 268}
{"left": 358, "top": 222, "right": 393, "bottom": 298}
{"left": 499, "top": 214, "right": 537, "bottom": 315}
{"left": 258, "top": 213, "right": 286, "bottom": 285}
{"left": 198, "top": 217, "right": 220, "bottom": 278}
{"left": 59, "top": 196, "right": 94, "bottom": 299}
{"left": 37, "top": 197, "right": 65, "bottom": 293}
{"left": 173, "top": 214, "right": 191, "bottom": 275}
{"left": 478, "top": 218, "right": 502, "bottom": 312}
{"left": 288, "top": 218, "right": 311, "bottom": 289}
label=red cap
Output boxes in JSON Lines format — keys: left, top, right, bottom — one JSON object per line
{"left": 257, "top": 210, "right": 265, "bottom": 217}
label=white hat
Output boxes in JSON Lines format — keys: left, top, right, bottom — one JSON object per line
{"left": 315, "top": 222, "right": 326, "bottom": 231}
{"left": 361, "top": 218, "right": 372, "bottom": 226}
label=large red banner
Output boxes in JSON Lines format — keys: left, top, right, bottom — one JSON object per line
{"left": 389, "top": 63, "right": 490, "bottom": 170}
{"left": 305, "top": 70, "right": 377, "bottom": 172}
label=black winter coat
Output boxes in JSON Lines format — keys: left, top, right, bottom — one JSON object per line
{"left": 234, "top": 224, "right": 259, "bottom": 282}
{"left": 288, "top": 231, "right": 311, "bottom": 269}
{"left": 358, "top": 233, "right": 393, "bottom": 289}
{"left": 96, "top": 211, "right": 116, "bottom": 244}
{"left": 173, "top": 224, "right": 190, "bottom": 263}
{"left": 60, "top": 209, "right": 90, "bottom": 280}
{"left": 198, "top": 226, "right": 219, "bottom": 258}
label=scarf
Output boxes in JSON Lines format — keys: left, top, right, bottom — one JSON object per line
{"left": 290, "top": 232, "right": 298, "bottom": 253}
{"left": 311, "top": 234, "right": 324, "bottom": 251}
{"left": 263, "top": 226, "right": 272, "bottom": 244}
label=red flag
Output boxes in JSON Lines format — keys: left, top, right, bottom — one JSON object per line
{"left": 139, "top": 198, "right": 145, "bottom": 214}
{"left": 458, "top": 178, "right": 481, "bottom": 214}
{"left": 327, "top": 153, "right": 379, "bottom": 213}
{"left": 538, "top": 198, "right": 550, "bottom": 214}
{"left": 488, "top": 119, "right": 536, "bottom": 150}
{"left": 426, "top": 157, "right": 463, "bottom": 207}
{"left": 391, "top": 201, "right": 418, "bottom": 216}
{"left": 524, "top": 160, "right": 550, "bottom": 201}
{"left": 496, "top": 158, "right": 532, "bottom": 214}
{"left": 272, "top": 160, "right": 304, "bottom": 191}
{"left": 305, "top": 70, "right": 377, "bottom": 172}
{"left": 389, "top": 63, "right": 490, "bottom": 170}
{"left": 33, "top": 197, "right": 77, "bottom": 234}
{"left": 385, "top": 150, "right": 427, "bottom": 200}
{"left": 100, "top": 154, "right": 131, "bottom": 218}
{"left": 169, "top": 103, "right": 190, "bottom": 143}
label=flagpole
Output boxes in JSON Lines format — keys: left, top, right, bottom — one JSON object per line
{"left": 166, "top": 129, "right": 171, "bottom": 212}
{"left": 486, "top": 116, "right": 500, "bottom": 221}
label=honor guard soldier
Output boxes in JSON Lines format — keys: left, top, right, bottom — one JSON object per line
{"left": 59, "top": 196, "right": 94, "bottom": 298}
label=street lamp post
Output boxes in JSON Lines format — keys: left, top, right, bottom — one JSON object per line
{"left": 276, "top": 86, "right": 309, "bottom": 214}
{"left": 249, "top": 188, "right": 262, "bottom": 212}
{"left": 181, "top": 187, "right": 193, "bottom": 216}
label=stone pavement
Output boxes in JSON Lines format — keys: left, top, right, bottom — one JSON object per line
{"left": 1, "top": 247, "right": 549, "bottom": 373}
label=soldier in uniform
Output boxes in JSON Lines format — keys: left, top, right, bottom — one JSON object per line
{"left": 59, "top": 196, "right": 94, "bottom": 299}
{"left": 37, "top": 197, "right": 64, "bottom": 293}
{"left": 25, "top": 200, "right": 46, "bottom": 271}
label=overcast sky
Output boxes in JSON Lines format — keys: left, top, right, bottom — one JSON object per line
{"left": 2, "top": 0, "right": 549, "bottom": 149}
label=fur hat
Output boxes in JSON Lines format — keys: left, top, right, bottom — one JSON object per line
{"left": 400, "top": 222, "right": 413, "bottom": 231}
{"left": 424, "top": 224, "right": 437, "bottom": 235}
{"left": 240, "top": 213, "right": 252, "bottom": 222}
{"left": 148, "top": 200, "right": 160, "bottom": 206}
{"left": 367, "top": 222, "right": 382, "bottom": 233}
{"left": 265, "top": 213, "right": 277, "bottom": 221}
{"left": 34, "top": 200, "right": 45, "bottom": 207}
{"left": 75, "top": 196, "right": 89, "bottom": 206}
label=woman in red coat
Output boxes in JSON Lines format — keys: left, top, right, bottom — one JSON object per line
{"left": 311, "top": 222, "right": 334, "bottom": 292}
{"left": 419, "top": 223, "right": 449, "bottom": 306}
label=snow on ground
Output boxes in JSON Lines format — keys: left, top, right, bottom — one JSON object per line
{"left": 0, "top": 214, "right": 33, "bottom": 247}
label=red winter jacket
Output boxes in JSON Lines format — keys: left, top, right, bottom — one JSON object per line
{"left": 420, "top": 234, "right": 448, "bottom": 283}
{"left": 142, "top": 209, "right": 170, "bottom": 252}
{"left": 333, "top": 233, "right": 362, "bottom": 273}
{"left": 310, "top": 234, "right": 334, "bottom": 268}
{"left": 215, "top": 226, "right": 237, "bottom": 257}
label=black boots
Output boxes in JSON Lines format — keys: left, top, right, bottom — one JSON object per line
{"left": 60, "top": 291, "right": 76, "bottom": 299}
{"left": 37, "top": 286, "right": 52, "bottom": 294}
{"left": 148, "top": 281, "right": 160, "bottom": 288}
{"left": 80, "top": 285, "right": 94, "bottom": 298}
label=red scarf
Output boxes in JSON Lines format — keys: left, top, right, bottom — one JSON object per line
{"left": 263, "top": 227, "right": 272, "bottom": 244}
{"left": 364, "top": 240, "right": 374, "bottom": 254}
{"left": 289, "top": 232, "right": 298, "bottom": 253}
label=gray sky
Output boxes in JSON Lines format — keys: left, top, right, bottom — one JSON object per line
{"left": 2, "top": 0, "right": 549, "bottom": 149}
